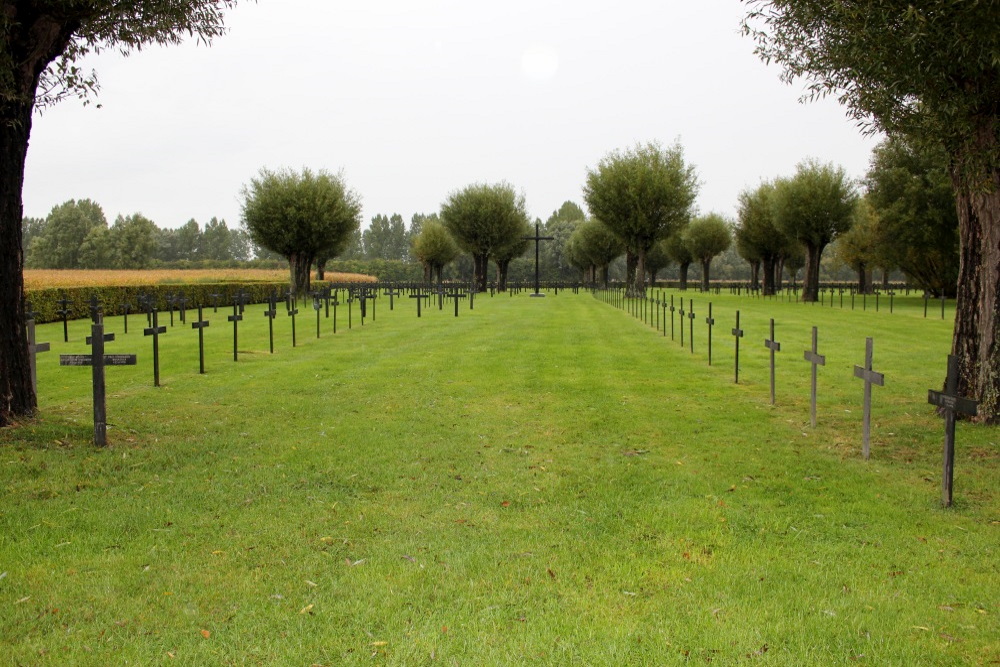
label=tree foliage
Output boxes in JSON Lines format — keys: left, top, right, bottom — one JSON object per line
{"left": 685, "top": 213, "right": 732, "bottom": 291}
{"left": 771, "top": 160, "right": 857, "bottom": 301}
{"left": 240, "top": 167, "right": 362, "bottom": 296}
{"left": 663, "top": 228, "right": 694, "bottom": 290}
{"left": 27, "top": 199, "right": 107, "bottom": 269}
{"left": 363, "top": 213, "right": 408, "bottom": 261}
{"left": 735, "top": 181, "right": 794, "bottom": 295}
{"left": 566, "top": 219, "right": 624, "bottom": 286}
{"left": 412, "top": 220, "right": 459, "bottom": 284}
{"left": 865, "top": 135, "right": 959, "bottom": 297}
{"left": 583, "top": 141, "right": 698, "bottom": 296}
{"left": 833, "top": 199, "right": 879, "bottom": 294}
{"left": 440, "top": 182, "right": 529, "bottom": 292}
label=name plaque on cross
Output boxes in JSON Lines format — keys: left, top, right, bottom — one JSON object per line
{"left": 59, "top": 318, "right": 137, "bottom": 446}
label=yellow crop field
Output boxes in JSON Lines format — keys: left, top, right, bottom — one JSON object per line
{"left": 24, "top": 269, "right": 375, "bottom": 290}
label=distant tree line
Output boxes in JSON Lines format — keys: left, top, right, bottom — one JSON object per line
{"left": 23, "top": 199, "right": 255, "bottom": 270}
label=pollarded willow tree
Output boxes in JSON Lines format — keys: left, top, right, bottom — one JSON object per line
{"left": 412, "top": 220, "right": 460, "bottom": 285}
{"left": 583, "top": 141, "right": 699, "bottom": 297}
{"left": 566, "top": 219, "right": 624, "bottom": 287}
{"left": 735, "top": 181, "right": 794, "bottom": 296}
{"left": 685, "top": 213, "right": 732, "bottom": 292}
{"left": 771, "top": 160, "right": 858, "bottom": 302}
{"left": 440, "top": 182, "right": 530, "bottom": 292}
{"left": 241, "top": 167, "right": 362, "bottom": 297}
{"left": 0, "top": 1, "right": 240, "bottom": 427}
{"left": 743, "top": 1, "right": 1000, "bottom": 417}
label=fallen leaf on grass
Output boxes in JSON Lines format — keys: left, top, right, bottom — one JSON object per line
{"left": 912, "top": 626, "right": 931, "bottom": 631}
{"left": 501, "top": 501, "right": 511, "bottom": 507}
{"left": 370, "top": 641, "right": 387, "bottom": 647}
{"left": 547, "top": 568, "right": 556, "bottom": 579}
{"left": 305, "top": 580, "right": 317, "bottom": 587}
{"left": 15, "top": 596, "right": 30, "bottom": 604}
{"left": 200, "top": 629, "right": 210, "bottom": 639}
{"left": 319, "top": 537, "right": 334, "bottom": 545}
{"left": 401, "top": 555, "right": 416, "bottom": 563}
{"left": 300, "top": 604, "right": 314, "bottom": 614}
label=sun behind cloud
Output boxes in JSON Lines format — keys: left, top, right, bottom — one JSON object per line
{"left": 520, "top": 44, "right": 559, "bottom": 81}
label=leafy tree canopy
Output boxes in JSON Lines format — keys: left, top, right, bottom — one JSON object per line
{"left": 440, "top": 182, "right": 529, "bottom": 291}
{"left": 240, "top": 167, "right": 362, "bottom": 295}
{"left": 583, "top": 141, "right": 698, "bottom": 295}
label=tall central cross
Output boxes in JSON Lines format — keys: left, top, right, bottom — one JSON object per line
{"left": 853, "top": 337, "right": 884, "bottom": 460}
{"left": 522, "top": 222, "right": 554, "bottom": 297}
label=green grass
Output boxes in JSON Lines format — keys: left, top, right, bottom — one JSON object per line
{"left": 2, "top": 290, "right": 997, "bottom": 665}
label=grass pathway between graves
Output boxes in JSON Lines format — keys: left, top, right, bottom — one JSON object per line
{"left": 1, "top": 291, "right": 998, "bottom": 665}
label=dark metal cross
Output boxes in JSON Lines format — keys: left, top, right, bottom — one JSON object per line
{"left": 523, "top": 222, "right": 554, "bottom": 297}
{"left": 764, "top": 318, "right": 781, "bottom": 405}
{"left": 228, "top": 303, "right": 243, "bottom": 362}
{"left": 705, "top": 302, "right": 715, "bottom": 364}
{"left": 264, "top": 296, "right": 277, "bottom": 353}
{"left": 679, "top": 300, "right": 685, "bottom": 347}
{"left": 59, "top": 317, "right": 137, "bottom": 447}
{"left": 732, "top": 310, "right": 744, "bottom": 384}
{"left": 410, "top": 291, "right": 429, "bottom": 317}
{"left": 56, "top": 294, "right": 72, "bottom": 342}
{"left": 25, "top": 305, "right": 50, "bottom": 397}
{"left": 210, "top": 292, "right": 222, "bottom": 313}
{"left": 687, "top": 299, "right": 695, "bottom": 354}
{"left": 448, "top": 291, "right": 466, "bottom": 317}
{"left": 314, "top": 296, "right": 323, "bottom": 338}
{"left": 803, "top": 326, "right": 826, "bottom": 427}
{"left": 288, "top": 301, "right": 299, "bottom": 347}
{"left": 166, "top": 292, "right": 177, "bottom": 327}
{"left": 385, "top": 287, "right": 401, "bottom": 311}
{"left": 143, "top": 309, "right": 167, "bottom": 387}
{"left": 928, "top": 355, "right": 978, "bottom": 507}
{"left": 191, "top": 305, "right": 210, "bottom": 374}
{"left": 853, "top": 337, "right": 885, "bottom": 460}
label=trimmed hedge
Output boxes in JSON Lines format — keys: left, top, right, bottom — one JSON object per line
{"left": 25, "top": 280, "right": 370, "bottom": 325}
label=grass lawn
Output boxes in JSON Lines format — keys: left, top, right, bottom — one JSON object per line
{"left": 2, "top": 289, "right": 997, "bottom": 665}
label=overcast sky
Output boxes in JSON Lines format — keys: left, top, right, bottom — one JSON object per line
{"left": 23, "top": 0, "right": 881, "bottom": 231}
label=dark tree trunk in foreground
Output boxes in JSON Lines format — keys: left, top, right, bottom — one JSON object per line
{"left": 749, "top": 260, "right": 760, "bottom": 291}
{"left": 700, "top": 259, "right": 711, "bottom": 292}
{"left": 775, "top": 257, "right": 785, "bottom": 292}
{"left": 496, "top": 259, "right": 510, "bottom": 292}
{"left": 856, "top": 264, "right": 868, "bottom": 295}
{"left": 951, "top": 157, "right": 1000, "bottom": 422}
{"left": 315, "top": 260, "right": 326, "bottom": 281}
{"left": 0, "top": 97, "right": 34, "bottom": 425}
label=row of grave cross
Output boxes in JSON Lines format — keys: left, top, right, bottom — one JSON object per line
{"left": 592, "top": 287, "right": 978, "bottom": 507}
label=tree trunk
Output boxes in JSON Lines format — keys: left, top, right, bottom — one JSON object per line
{"left": 435, "top": 265, "right": 443, "bottom": 286}
{"left": 624, "top": 250, "right": 637, "bottom": 295}
{"left": 0, "top": 97, "right": 34, "bottom": 425}
{"left": 632, "top": 248, "right": 647, "bottom": 297}
{"left": 857, "top": 263, "right": 867, "bottom": 295}
{"left": 951, "top": 160, "right": 1000, "bottom": 422}
{"left": 882, "top": 268, "right": 890, "bottom": 290}
{"left": 762, "top": 257, "right": 776, "bottom": 296}
{"left": 289, "top": 253, "right": 312, "bottom": 296}
{"left": 315, "top": 259, "right": 326, "bottom": 281}
{"left": 750, "top": 260, "right": 760, "bottom": 291}
{"left": 601, "top": 265, "right": 610, "bottom": 287}
{"left": 701, "top": 258, "right": 711, "bottom": 292}
{"left": 496, "top": 259, "right": 510, "bottom": 292}
{"left": 802, "top": 243, "right": 822, "bottom": 302}
{"left": 775, "top": 257, "right": 784, "bottom": 291}
{"left": 473, "top": 253, "right": 488, "bottom": 292}
{"left": 678, "top": 262, "right": 690, "bottom": 290}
